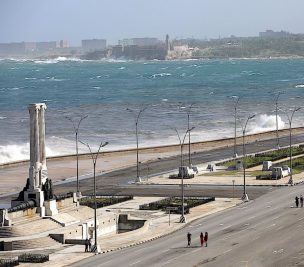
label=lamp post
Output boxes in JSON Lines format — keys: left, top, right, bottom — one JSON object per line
{"left": 80, "top": 140, "right": 108, "bottom": 253}
{"left": 240, "top": 114, "right": 255, "bottom": 202}
{"left": 174, "top": 127, "right": 195, "bottom": 223}
{"left": 185, "top": 104, "right": 195, "bottom": 167}
{"left": 127, "top": 107, "right": 147, "bottom": 183}
{"left": 66, "top": 115, "right": 88, "bottom": 196}
{"left": 274, "top": 92, "right": 283, "bottom": 150}
{"left": 286, "top": 107, "right": 301, "bottom": 185}
{"left": 232, "top": 96, "right": 240, "bottom": 158}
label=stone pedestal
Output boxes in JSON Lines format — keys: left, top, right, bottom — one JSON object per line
{"left": 44, "top": 199, "right": 58, "bottom": 216}
{"left": 24, "top": 190, "right": 45, "bottom": 207}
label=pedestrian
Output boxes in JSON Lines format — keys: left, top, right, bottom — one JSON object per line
{"left": 200, "top": 232, "right": 204, "bottom": 247}
{"left": 295, "top": 196, "right": 299, "bottom": 208}
{"left": 88, "top": 238, "right": 92, "bottom": 251}
{"left": 85, "top": 238, "right": 89, "bottom": 252}
{"left": 187, "top": 232, "right": 192, "bottom": 247}
{"left": 204, "top": 232, "right": 208, "bottom": 247}
{"left": 300, "top": 195, "right": 303, "bottom": 208}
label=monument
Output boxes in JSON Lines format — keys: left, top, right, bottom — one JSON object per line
{"left": 12, "top": 103, "right": 58, "bottom": 216}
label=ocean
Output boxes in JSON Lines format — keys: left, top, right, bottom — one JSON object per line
{"left": 0, "top": 57, "right": 304, "bottom": 164}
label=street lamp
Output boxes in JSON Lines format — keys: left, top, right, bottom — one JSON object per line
{"left": 286, "top": 107, "right": 301, "bottom": 185}
{"left": 185, "top": 104, "right": 195, "bottom": 167}
{"left": 231, "top": 96, "right": 240, "bottom": 158}
{"left": 127, "top": 107, "right": 147, "bottom": 183}
{"left": 240, "top": 114, "right": 255, "bottom": 202}
{"left": 274, "top": 92, "right": 283, "bottom": 150}
{"left": 174, "top": 126, "right": 195, "bottom": 223}
{"left": 66, "top": 115, "right": 88, "bottom": 196}
{"left": 80, "top": 140, "right": 108, "bottom": 253}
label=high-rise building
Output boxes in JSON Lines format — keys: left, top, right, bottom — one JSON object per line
{"left": 82, "top": 39, "right": 107, "bottom": 51}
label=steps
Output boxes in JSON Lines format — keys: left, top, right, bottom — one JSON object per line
{"left": 11, "top": 236, "right": 60, "bottom": 250}
{"left": 0, "top": 227, "right": 23, "bottom": 238}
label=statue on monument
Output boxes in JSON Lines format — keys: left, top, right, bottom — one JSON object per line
{"left": 43, "top": 178, "right": 54, "bottom": 201}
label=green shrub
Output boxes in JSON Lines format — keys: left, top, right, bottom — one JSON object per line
{"left": 18, "top": 254, "right": 49, "bottom": 263}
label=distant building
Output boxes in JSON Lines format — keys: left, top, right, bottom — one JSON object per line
{"left": 58, "top": 40, "right": 69, "bottom": 48}
{"left": 118, "top": 37, "right": 160, "bottom": 47}
{"left": 82, "top": 39, "right": 107, "bottom": 51}
{"left": 36, "top": 41, "right": 57, "bottom": 51}
{"left": 259, "top": 30, "right": 291, "bottom": 39}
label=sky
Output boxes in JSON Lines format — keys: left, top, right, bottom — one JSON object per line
{"left": 1, "top": 0, "right": 304, "bottom": 46}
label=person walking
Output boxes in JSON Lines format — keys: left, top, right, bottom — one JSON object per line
{"left": 300, "top": 195, "right": 303, "bottom": 208}
{"left": 88, "top": 237, "right": 92, "bottom": 251}
{"left": 187, "top": 232, "right": 192, "bottom": 247}
{"left": 295, "top": 196, "right": 299, "bottom": 208}
{"left": 204, "top": 232, "right": 208, "bottom": 247}
{"left": 84, "top": 238, "right": 89, "bottom": 252}
{"left": 200, "top": 232, "right": 204, "bottom": 247}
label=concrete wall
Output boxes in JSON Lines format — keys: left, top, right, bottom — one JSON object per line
{"left": 8, "top": 207, "right": 37, "bottom": 220}
{"left": 118, "top": 214, "right": 145, "bottom": 231}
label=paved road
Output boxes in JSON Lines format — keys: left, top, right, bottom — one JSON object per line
{"left": 53, "top": 133, "right": 304, "bottom": 198}
{"left": 72, "top": 184, "right": 304, "bottom": 267}
{"left": 1, "top": 133, "right": 302, "bottom": 202}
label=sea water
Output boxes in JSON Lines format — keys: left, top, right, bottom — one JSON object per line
{"left": 0, "top": 58, "right": 304, "bottom": 164}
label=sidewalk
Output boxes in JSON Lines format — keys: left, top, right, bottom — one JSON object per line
{"left": 18, "top": 197, "right": 240, "bottom": 267}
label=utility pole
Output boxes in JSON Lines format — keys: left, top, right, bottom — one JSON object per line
{"left": 66, "top": 115, "right": 88, "bottom": 196}
{"left": 80, "top": 140, "right": 108, "bottom": 254}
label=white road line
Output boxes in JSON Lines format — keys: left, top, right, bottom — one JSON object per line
{"left": 223, "top": 249, "right": 232, "bottom": 254}
{"left": 128, "top": 260, "right": 142, "bottom": 266}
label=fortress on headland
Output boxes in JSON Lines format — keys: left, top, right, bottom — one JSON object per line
{"left": 1, "top": 30, "right": 304, "bottom": 60}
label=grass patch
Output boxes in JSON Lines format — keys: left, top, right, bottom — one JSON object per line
{"left": 220, "top": 146, "right": 304, "bottom": 169}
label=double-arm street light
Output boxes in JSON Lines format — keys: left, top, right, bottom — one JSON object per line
{"left": 80, "top": 140, "right": 108, "bottom": 254}
{"left": 274, "top": 92, "right": 283, "bottom": 150}
{"left": 232, "top": 96, "right": 240, "bottom": 158}
{"left": 240, "top": 114, "right": 255, "bottom": 202}
{"left": 127, "top": 107, "right": 147, "bottom": 183}
{"left": 286, "top": 107, "right": 301, "bottom": 185}
{"left": 66, "top": 115, "right": 88, "bottom": 196}
{"left": 174, "top": 126, "right": 195, "bottom": 223}
{"left": 186, "top": 104, "right": 195, "bottom": 167}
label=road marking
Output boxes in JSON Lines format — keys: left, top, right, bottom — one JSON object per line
{"left": 157, "top": 247, "right": 201, "bottom": 267}
{"left": 247, "top": 215, "right": 256, "bottom": 220}
{"left": 273, "top": 215, "right": 280, "bottom": 220}
{"left": 128, "top": 260, "right": 142, "bottom": 266}
{"left": 264, "top": 223, "right": 276, "bottom": 229}
{"left": 223, "top": 249, "right": 232, "bottom": 254}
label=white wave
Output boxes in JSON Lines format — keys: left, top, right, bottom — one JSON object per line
{"left": 295, "top": 84, "right": 304, "bottom": 88}
{"left": 48, "top": 77, "right": 66, "bottom": 82}
{"left": 0, "top": 116, "right": 7, "bottom": 120}
{"left": 0, "top": 136, "right": 80, "bottom": 164}
{"left": 151, "top": 73, "right": 172, "bottom": 78}
{"left": 25, "top": 77, "right": 37, "bottom": 80}
{"left": 119, "top": 66, "right": 126, "bottom": 70}
{"left": 162, "top": 99, "right": 168, "bottom": 102}
{"left": 247, "top": 114, "right": 285, "bottom": 134}
{"left": 0, "top": 143, "right": 30, "bottom": 164}
{"left": 34, "top": 57, "right": 83, "bottom": 64}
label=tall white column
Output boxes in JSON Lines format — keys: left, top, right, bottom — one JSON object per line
{"left": 39, "top": 104, "right": 47, "bottom": 185}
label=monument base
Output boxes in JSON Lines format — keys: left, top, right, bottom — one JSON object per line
{"left": 24, "top": 190, "right": 45, "bottom": 207}
{"left": 44, "top": 199, "right": 58, "bottom": 216}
